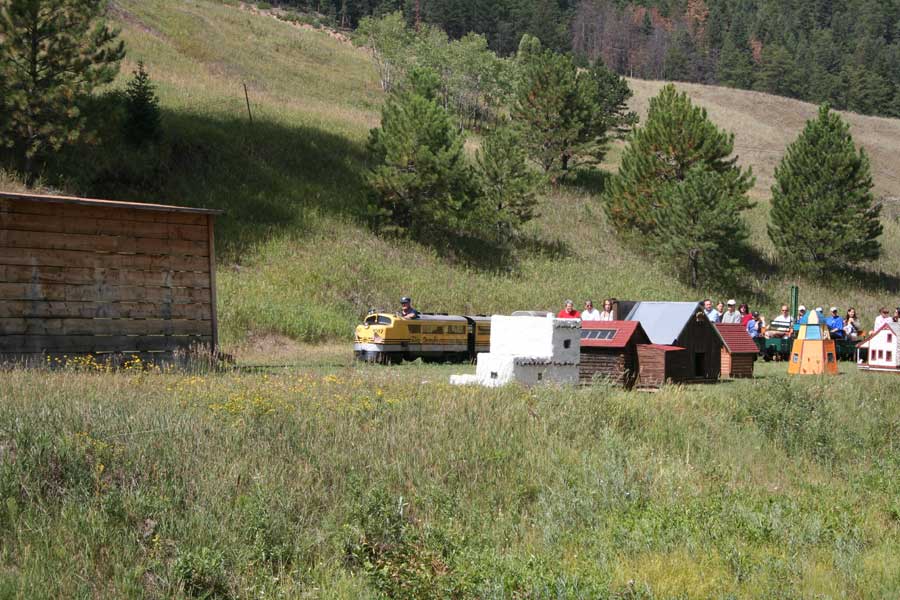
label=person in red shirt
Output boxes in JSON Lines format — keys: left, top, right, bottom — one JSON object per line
{"left": 557, "top": 299, "right": 581, "bottom": 319}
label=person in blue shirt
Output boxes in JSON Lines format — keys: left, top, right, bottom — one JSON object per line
{"left": 826, "top": 306, "right": 845, "bottom": 338}
{"left": 746, "top": 311, "right": 762, "bottom": 338}
{"left": 399, "top": 296, "right": 420, "bottom": 319}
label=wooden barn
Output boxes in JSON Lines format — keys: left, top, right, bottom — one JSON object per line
{"left": 579, "top": 320, "right": 650, "bottom": 388}
{"left": 0, "top": 191, "right": 221, "bottom": 363}
{"left": 715, "top": 323, "right": 758, "bottom": 378}
{"left": 625, "top": 301, "right": 722, "bottom": 385}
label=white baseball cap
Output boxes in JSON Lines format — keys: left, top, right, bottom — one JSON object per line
{"left": 798, "top": 305, "right": 807, "bottom": 312}
{"left": 830, "top": 306, "right": 838, "bottom": 313}
{"left": 726, "top": 299, "right": 736, "bottom": 305}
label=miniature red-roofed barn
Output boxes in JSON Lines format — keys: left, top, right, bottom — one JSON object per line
{"left": 635, "top": 344, "right": 686, "bottom": 389}
{"left": 579, "top": 320, "right": 650, "bottom": 388}
{"left": 714, "top": 323, "right": 759, "bottom": 378}
{"left": 856, "top": 322, "right": 900, "bottom": 372}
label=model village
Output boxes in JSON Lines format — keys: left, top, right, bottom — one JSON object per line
{"left": 353, "top": 288, "right": 900, "bottom": 390}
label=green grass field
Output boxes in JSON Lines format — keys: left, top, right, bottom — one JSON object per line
{"left": 1, "top": 358, "right": 899, "bottom": 598}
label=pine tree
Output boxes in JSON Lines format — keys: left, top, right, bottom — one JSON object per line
{"left": 512, "top": 47, "right": 581, "bottom": 181}
{"left": 653, "top": 166, "right": 753, "bottom": 287}
{"left": 604, "top": 84, "right": 754, "bottom": 237}
{"left": 475, "top": 122, "right": 540, "bottom": 242}
{"left": 768, "top": 104, "right": 882, "bottom": 270}
{"left": 716, "top": 31, "right": 754, "bottom": 89}
{"left": 753, "top": 44, "right": 802, "bottom": 98}
{"left": 0, "top": 0, "right": 125, "bottom": 180}
{"left": 366, "top": 79, "right": 479, "bottom": 239}
{"left": 123, "top": 61, "right": 162, "bottom": 145}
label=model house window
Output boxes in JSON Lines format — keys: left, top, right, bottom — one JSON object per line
{"left": 827, "top": 353, "right": 835, "bottom": 363}
{"left": 888, "top": 334, "right": 893, "bottom": 343}
{"left": 888, "top": 351, "right": 894, "bottom": 362}
{"left": 878, "top": 350, "right": 884, "bottom": 359}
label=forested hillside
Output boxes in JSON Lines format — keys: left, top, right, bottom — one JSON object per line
{"left": 267, "top": 0, "right": 900, "bottom": 118}
{"left": 3, "top": 0, "right": 900, "bottom": 348}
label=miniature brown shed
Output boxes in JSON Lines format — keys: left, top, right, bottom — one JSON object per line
{"left": 624, "top": 301, "right": 722, "bottom": 383}
{"left": 714, "top": 323, "right": 758, "bottom": 378}
{"left": 0, "top": 191, "right": 221, "bottom": 362}
{"left": 635, "top": 344, "right": 686, "bottom": 389}
{"left": 579, "top": 320, "right": 650, "bottom": 388}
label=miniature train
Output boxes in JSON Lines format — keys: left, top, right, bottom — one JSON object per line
{"left": 354, "top": 312, "right": 491, "bottom": 363}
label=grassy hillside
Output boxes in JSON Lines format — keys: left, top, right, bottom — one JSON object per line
{"left": 2, "top": 361, "right": 899, "bottom": 598}
{"left": 13, "top": 0, "right": 900, "bottom": 350}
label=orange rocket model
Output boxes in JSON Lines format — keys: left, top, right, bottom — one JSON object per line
{"left": 788, "top": 309, "right": 838, "bottom": 375}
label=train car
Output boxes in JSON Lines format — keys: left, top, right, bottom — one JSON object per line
{"left": 354, "top": 312, "right": 490, "bottom": 363}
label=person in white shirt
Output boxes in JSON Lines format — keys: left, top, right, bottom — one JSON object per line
{"left": 874, "top": 307, "right": 891, "bottom": 331}
{"left": 599, "top": 299, "right": 615, "bottom": 321}
{"left": 721, "top": 299, "right": 742, "bottom": 324}
{"left": 581, "top": 300, "right": 602, "bottom": 321}
{"left": 766, "top": 304, "right": 793, "bottom": 338}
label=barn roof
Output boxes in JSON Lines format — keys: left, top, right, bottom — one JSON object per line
{"left": 637, "top": 344, "right": 685, "bottom": 352}
{"left": 714, "top": 323, "right": 759, "bottom": 354}
{"left": 580, "top": 320, "right": 647, "bottom": 348}
{"left": 857, "top": 322, "right": 900, "bottom": 348}
{"left": 624, "top": 301, "right": 704, "bottom": 345}
{"left": 0, "top": 191, "right": 223, "bottom": 215}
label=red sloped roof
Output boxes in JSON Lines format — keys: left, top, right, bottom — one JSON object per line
{"left": 715, "top": 323, "right": 759, "bottom": 354}
{"left": 581, "top": 320, "right": 646, "bottom": 348}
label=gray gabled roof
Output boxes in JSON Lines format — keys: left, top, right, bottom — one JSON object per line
{"left": 624, "top": 301, "right": 704, "bottom": 345}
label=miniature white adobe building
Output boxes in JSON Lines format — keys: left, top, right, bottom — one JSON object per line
{"left": 450, "top": 314, "right": 580, "bottom": 387}
{"left": 856, "top": 321, "right": 900, "bottom": 372}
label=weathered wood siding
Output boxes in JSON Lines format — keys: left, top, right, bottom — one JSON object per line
{"left": 580, "top": 347, "right": 638, "bottom": 388}
{"left": 0, "top": 196, "right": 217, "bottom": 359}
{"left": 669, "top": 314, "right": 722, "bottom": 382}
{"left": 720, "top": 347, "right": 755, "bottom": 378}
{"left": 636, "top": 346, "right": 668, "bottom": 389}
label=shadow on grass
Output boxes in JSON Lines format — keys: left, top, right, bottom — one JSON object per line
{"left": 38, "top": 106, "right": 370, "bottom": 257}
{"left": 563, "top": 168, "right": 611, "bottom": 196}
{"left": 824, "top": 266, "right": 900, "bottom": 294}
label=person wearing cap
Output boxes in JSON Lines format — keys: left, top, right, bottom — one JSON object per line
{"left": 766, "top": 304, "right": 793, "bottom": 338}
{"left": 746, "top": 311, "right": 762, "bottom": 339}
{"left": 826, "top": 307, "right": 845, "bottom": 338}
{"left": 399, "top": 296, "right": 420, "bottom": 319}
{"left": 793, "top": 305, "right": 807, "bottom": 332}
{"left": 557, "top": 300, "right": 581, "bottom": 319}
{"left": 874, "top": 307, "right": 891, "bottom": 331}
{"left": 721, "top": 299, "right": 742, "bottom": 324}
{"left": 581, "top": 300, "right": 602, "bottom": 321}
{"left": 702, "top": 299, "right": 719, "bottom": 322}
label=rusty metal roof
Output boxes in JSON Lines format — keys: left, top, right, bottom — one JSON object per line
{"left": 638, "top": 344, "right": 686, "bottom": 352}
{"left": 0, "top": 191, "right": 223, "bottom": 215}
{"left": 714, "top": 323, "right": 759, "bottom": 354}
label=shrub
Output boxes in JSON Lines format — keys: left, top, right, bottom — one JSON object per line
{"left": 123, "top": 61, "right": 163, "bottom": 145}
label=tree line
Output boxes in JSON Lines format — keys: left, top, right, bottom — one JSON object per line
{"left": 270, "top": 0, "right": 900, "bottom": 119}
{"left": 572, "top": 0, "right": 900, "bottom": 119}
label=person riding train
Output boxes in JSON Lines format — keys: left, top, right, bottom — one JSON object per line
{"left": 399, "top": 296, "right": 420, "bottom": 319}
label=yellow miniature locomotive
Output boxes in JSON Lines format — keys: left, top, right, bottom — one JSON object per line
{"left": 354, "top": 312, "right": 490, "bottom": 363}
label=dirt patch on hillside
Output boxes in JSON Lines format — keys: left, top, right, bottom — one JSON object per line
{"left": 108, "top": 2, "right": 166, "bottom": 40}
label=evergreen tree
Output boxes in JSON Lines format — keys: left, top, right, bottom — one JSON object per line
{"left": 653, "top": 165, "right": 753, "bottom": 287}
{"left": 768, "top": 104, "right": 882, "bottom": 270}
{"left": 366, "top": 77, "right": 479, "bottom": 239}
{"left": 475, "top": 122, "right": 540, "bottom": 241}
{"left": 753, "top": 44, "right": 802, "bottom": 98}
{"left": 0, "top": 0, "right": 124, "bottom": 180}
{"left": 604, "top": 84, "right": 754, "bottom": 236}
{"left": 512, "top": 47, "right": 581, "bottom": 181}
{"left": 123, "top": 61, "right": 162, "bottom": 145}
{"left": 716, "top": 31, "right": 754, "bottom": 89}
